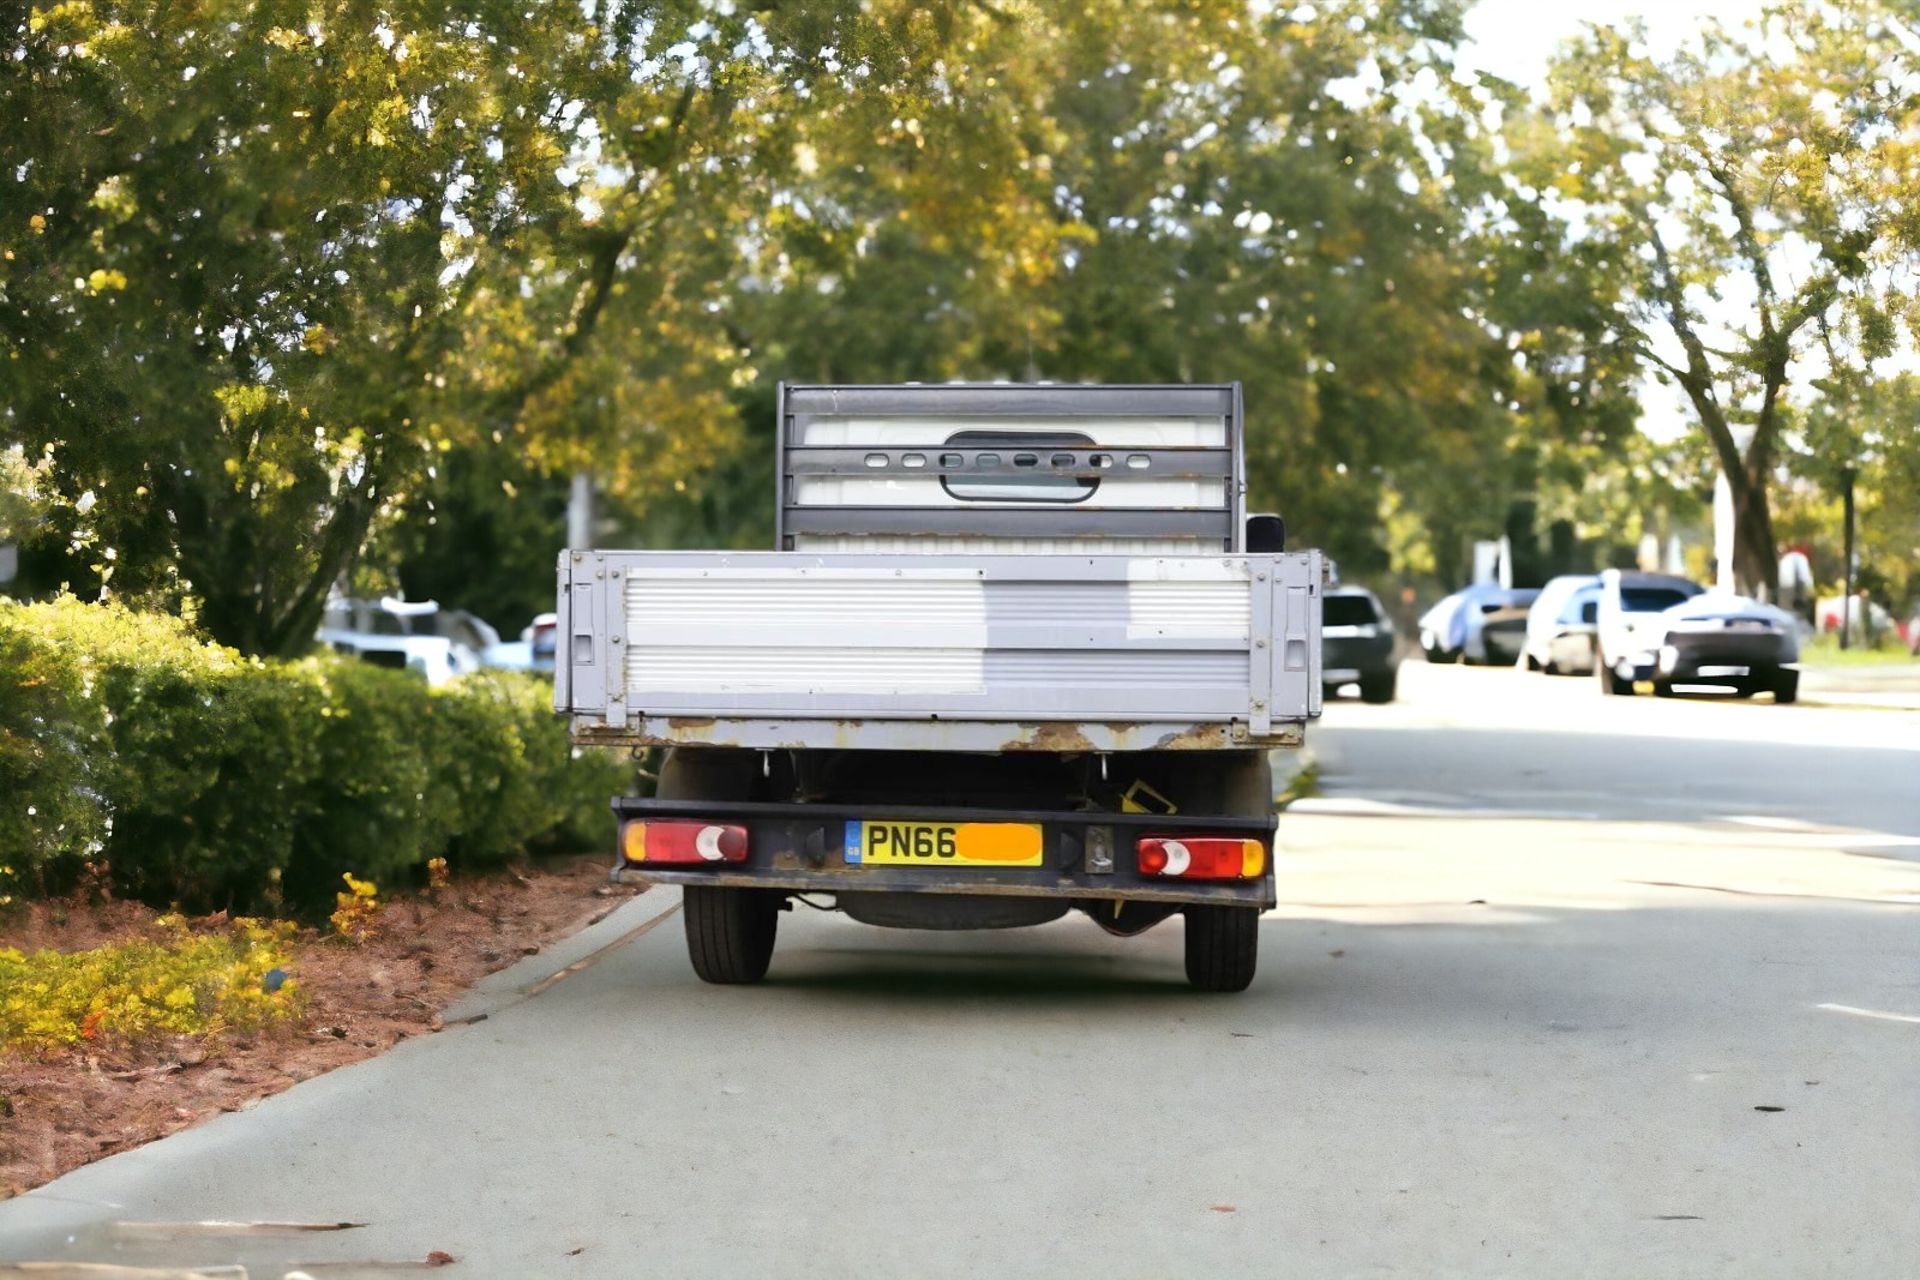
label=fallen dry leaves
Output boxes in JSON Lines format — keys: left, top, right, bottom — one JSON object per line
{"left": 0, "top": 858, "right": 639, "bottom": 1198}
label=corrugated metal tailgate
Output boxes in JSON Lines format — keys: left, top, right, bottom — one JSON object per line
{"left": 557, "top": 552, "right": 1320, "bottom": 739}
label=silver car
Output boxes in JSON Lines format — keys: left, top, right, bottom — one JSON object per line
{"left": 1521, "top": 574, "right": 1600, "bottom": 673}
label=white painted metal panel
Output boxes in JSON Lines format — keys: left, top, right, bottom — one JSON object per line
{"left": 791, "top": 536, "right": 1206, "bottom": 556}
{"left": 627, "top": 568, "right": 988, "bottom": 696}
{"left": 794, "top": 417, "right": 1228, "bottom": 447}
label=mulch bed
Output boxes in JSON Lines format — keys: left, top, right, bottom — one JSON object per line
{"left": 0, "top": 859, "right": 641, "bottom": 1197}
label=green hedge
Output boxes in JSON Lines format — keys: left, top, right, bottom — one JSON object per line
{"left": 0, "top": 597, "right": 629, "bottom": 914}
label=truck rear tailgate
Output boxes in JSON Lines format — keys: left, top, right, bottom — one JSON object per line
{"left": 559, "top": 550, "right": 1322, "bottom": 751}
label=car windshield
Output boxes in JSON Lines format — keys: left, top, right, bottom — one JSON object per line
{"left": 1620, "top": 587, "right": 1692, "bottom": 613}
{"left": 1323, "top": 595, "right": 1380, "bottom": 627}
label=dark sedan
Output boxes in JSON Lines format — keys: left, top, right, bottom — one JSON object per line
{"left": 1321, "top": 587, "right": 1400, "bottom": 704}
{"left": 1652, "top": 595, "right": 1802, "bottom": 702}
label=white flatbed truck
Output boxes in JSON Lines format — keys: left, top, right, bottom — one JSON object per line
{"left": 556, "top": 383, "right": 1322, "bottom": 990}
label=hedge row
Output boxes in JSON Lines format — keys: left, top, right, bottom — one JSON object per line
{"left": 0, "top": 597, "right": 630, "bottom": 914}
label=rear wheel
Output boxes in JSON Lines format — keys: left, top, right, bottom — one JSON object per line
{"left": 1772, "top": 670, "right": 1800, "bottom": 705}
{"left": 1184, "top": 905, "right": 1260, "bottom": 992}
{"left": 1359, "top": 671, "right": 1397, "bottom": 704}
{"left": 683, "top": 885, "right": 781, "bottom": 984}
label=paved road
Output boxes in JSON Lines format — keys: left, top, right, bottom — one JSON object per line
{"left": 4, "top": 663, "right": 1917, "bottom": 1277}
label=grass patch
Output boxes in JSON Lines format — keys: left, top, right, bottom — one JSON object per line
{"left": 1797, "top": 634, "right": 1917, "bottom": 669}
{"left": 1275, "top": 752, "right": 1322, "bottom": 811}
{"left": 0, "top": 916, "right": 300, "bottom": 1054}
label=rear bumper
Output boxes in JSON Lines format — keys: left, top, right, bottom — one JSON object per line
{"left": 610, "top": 797, "right": 1277, "bottom": 909}
{"left": 1658, "top": 633, "right": 1795, "bottom": 682}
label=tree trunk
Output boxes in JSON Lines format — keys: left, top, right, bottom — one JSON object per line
{"left": 1726, "top": 463, "right": 1777, "bottom": 600}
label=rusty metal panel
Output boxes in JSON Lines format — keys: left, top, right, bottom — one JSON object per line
{"left": 570, "top": 716, "right": 1303, "bottom": 753}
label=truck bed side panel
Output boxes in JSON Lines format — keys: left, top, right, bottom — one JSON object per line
{"left": 561, "top": 551, "right": 1320, "bottom": 748}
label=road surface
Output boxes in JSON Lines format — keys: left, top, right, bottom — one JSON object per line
{"left": 3, "top": 663, "right": 1916, "bottom": 1277}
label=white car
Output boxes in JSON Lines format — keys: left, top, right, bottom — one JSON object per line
{"left": 1521, "top": 574, "right": 1600, "bottom": 673}
{"left": 1593, "top": 571, "right": 1702, "bottom": 696}
{"left": 318, "top": 597, "right": 499, "bottom": 686}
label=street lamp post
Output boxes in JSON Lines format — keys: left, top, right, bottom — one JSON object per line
{"left": 1840, "top": 465, "right": 1856, "bottom": 651}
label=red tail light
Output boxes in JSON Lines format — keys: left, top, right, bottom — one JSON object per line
{"left": 1137, "top": 836, "right": 1265, "bottom": 880}
{"left": 623, "top": 820, "right": 749, "bottom": 865}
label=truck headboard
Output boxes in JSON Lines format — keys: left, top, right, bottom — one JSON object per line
{"left": 776, "top": 383, "right": 1245, "bottom": 556}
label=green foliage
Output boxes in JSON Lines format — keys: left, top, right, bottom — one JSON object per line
{"left": 1791, "top": 372, "right": 1920, "bottom": 610}
{"left": 1, "top": 1, "right": 996, "bottom": 652}
{"left": 1520, "top": 1, "right": 1920, "bottom": 594}
{"left": 0, "top": 915, "right": 299, "bottom": 1054}
{"left": 9, "top": 0, "right": 1910, "bottom": 617}
{"left": 0, "top": 598, "right": 629, "bottom": 914}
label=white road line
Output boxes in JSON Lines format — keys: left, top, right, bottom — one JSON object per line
{"left": 1816, "top": 1003, "right": 1920, "bottom": 1025}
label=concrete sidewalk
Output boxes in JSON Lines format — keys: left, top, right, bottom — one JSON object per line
{"left": 1800, "top": 662, "right": 1920, "bottom": 710}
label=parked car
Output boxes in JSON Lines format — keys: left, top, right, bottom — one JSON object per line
{"left": 1593, "top": 571, "right": 1703, "bottom": 696}
{"left": 1540, "top": 588, "right": 1602, "bottom": 675}
{"left": 484, "top": 611, "right": 560, "bottom": 674}
{"left": 318, "top": 596, "right": 503, "bottom": 686}
{"left": 528, "top": 611, "right": 558, "bottom": 672}
{"left": 1475, "top": 602, "right": 1534, "bottom": 666}
{"left": 1321, "top": 586, "right": 1399, "bottom": 704}
{"left": 1521, "top": 574, "right": 1601, "bottom": 672}
{"left": 1653, "top": 594, "right": 1802, "bottom": 701}
{"left": 1418, "top": 583, "right": 1537, "bottom": 664}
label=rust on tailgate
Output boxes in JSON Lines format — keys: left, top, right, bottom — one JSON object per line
{"left": 573, "top": 716, "right": 1301, "bottom": 753}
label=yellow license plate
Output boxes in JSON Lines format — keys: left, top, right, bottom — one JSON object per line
{"left": 844, "top": 821, "right": 1043, "bottom": 868}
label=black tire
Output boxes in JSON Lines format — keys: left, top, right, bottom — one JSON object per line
{"left": 1652, "top": 680, "right": 1676, "bottom": 698}
{"left": 1596, "top": 655, "right": 1633, "bottom": 696}
{"left": 1184, "top": 905, "right": 1259, "bottom": 992}
{"left": 1425, "top": 646, "right": 1458, "bottom": 664}
{"left": 683, "top": 885, "right": 780, "bottom": 984}
{"left": 1772, "top": 670, "right": 1799, "bottom": 705}
{"left": 1359, "top": 671, "right": 1397, "bottom": 704}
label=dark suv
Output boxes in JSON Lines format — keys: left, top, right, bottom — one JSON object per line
{"left": 1321, "top": 587, "right": 1399, "bottom": 704}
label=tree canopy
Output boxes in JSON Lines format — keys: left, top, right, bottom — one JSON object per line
{"left": 5, "top": 0, "right": 1916, "bottom": 650}
{"left": 1521, "top": 1, "right": 1920, "bottom": 595}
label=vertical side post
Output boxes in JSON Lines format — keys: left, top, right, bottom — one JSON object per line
{"left": 1229, "top": 381, "right": 1247, "bottom": 554}
{"left": 567, "top": 472, "right": 594, "bottom": 551}
{"left": 774, "top": 381, "right": 789, "bottom": 551}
